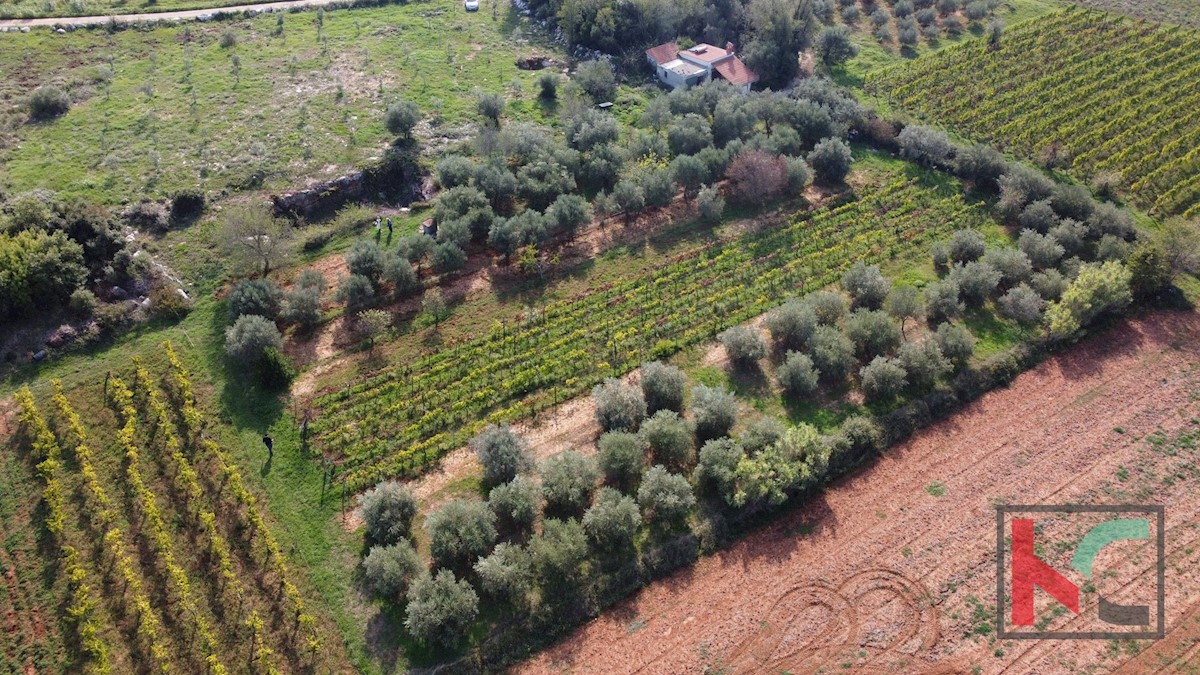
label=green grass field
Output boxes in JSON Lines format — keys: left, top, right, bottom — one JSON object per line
{"left": 0, "top": 0, "right": 557, "bottom": 204}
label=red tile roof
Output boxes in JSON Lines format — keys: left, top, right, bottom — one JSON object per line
{"left": 645, "top": 42, "right": 679, "bottom": 65}
{"left": 713, "top": 56, "right": 758, "bottom": 87}
{"left": 679, "top": 43, "right": 731, "bottom": 64}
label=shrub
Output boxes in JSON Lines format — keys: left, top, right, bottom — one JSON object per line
{"left": 947, "top": 229, "right": 987, "bottom": 264}
{"left": 998, "top": 284, "right": 1045, "bottom": 323}
{"left": 385, "top": 100, "right": 421, "bottom": 139}
{"left": 897, "top": 340, "right": 950, "bottom": 390}
{"left": 934, "top": 322, "right": 975, "bottom": 367}
{"left": 778, "top": 351, "right": 820, "bottom": 397}
{"left": 816, "top": 26, "right": 858, "bottom": 64}
{"left": 488, "top": 476, "right": 541, "bottom": 534}
{"left": 860, "top": 356, "right": 907, "bottom": 402}
{"left": 362, "top": 481, "right": 419, "bottom": 546}
{"left": 845, "top": 309, "right": 902, "bottom": 359}
{"left": 921, "top": 277, "right": 960, "bottom": 321}
{"left": 126, "top": 201, "right": 170, "bottom": 233}
{"left": 405, "top": 570, "right": 479, "bottom": 648}
{"left": 436, "top": 155, "right": 474, "bottom": 189}
{"left": 593, "top": 378, "right": 647, "bottom": 432}
{"left": 898, "top": 125, "right": 954, "bottom": 168}
{"left": 68, "top": 288, "right": 98, "bottom": 317}
{"left": 1018, "top": 229, "right": 1065, "bottom": 270}
{"left": 537, "top": 73, "right": 559, "bottom": 100}
{"left": 575, "top": 60, "right": 617, "bottom": 102}
{"left": 475, "top": 91, "right": 505, "bottom": 124}
{"left": 765, "top": 298, "right": 818, "bottom": 351}
{"left": 335, "top": 274, "right": 375, "bottom": 308}
{"left": 637, "top": 465, "right": 696, "bottom": 524}
{"left": 693, "top": 438, "right": 743, "bottom": 502}
{"left": 949, "top": 260, "right": 1001, "bottom": 306}
{"left": 689, "top": 384, "right": 738, "bottom": 442}
{"left": 982, "top": 247, "right": 1033, "bottom": 288}
{"left": 228, "top": 278, "right": 282, "bottom": 320}
{"left": 362, "top": 541, "right": 422, "bottom": 600}
{"left": 597, "top": 432, "right": 646, "bottom": 490}
{"left": 540, "top": 451, "right": 599, "bottom": 516}
{"left": 170, "top": 190, "right": 205, "bottom": 221}
{"left": 256, "top": 347, "right": 294, "bottom": 389}
{"left": 1044, "top": 261, "right": 1132, "bottom": 339}
{"left": 809, "top": 325, "right": 856, "bottom": 382}
{"left": 640, "top": 410, "right": 695, "bottom": 471}
{"left": 224, "top": 314, "right": 282, "bottom": 364}
{"left": 718, "top": 325, "right": 767, "bottom": 369}
{"left": 808, "top": 138, "right": 853, "bottom": 184}
{"left": 726, "top": 150, "right": 788, "bottom": 204}
{"left": 474, "top": 543, "right": 533, "bottom": 609}
{"left": 28, "top": 86, "right": 71, "bottom": 121}
{"left": 425, "top": 500, "right": 498, "bottom": 571}
{"left": 841, "top": 262, "right": 891, "bottom": 310}
{"left": 696, "top": 184, "right": 725, "bottom": 224}
{"left": 582, "top": 487, "right": 642, "bottom": 552}
{"left": 640, "top": 361, "right": 686, "bottom": 415}
{"left": 916, "top": 6, "right": 937, "bottom": 25}
{"left": 149, "top": 281, "right": 192, "bottom": 320}
{"left": 432, "top": 241, "right": 467, "bottom": 274}
{"left": 807, "top": 290, "right": 848, "bottom": 325}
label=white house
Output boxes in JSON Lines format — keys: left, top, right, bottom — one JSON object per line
{"left": 645, "top": 41, "right": 759, "bottom": 93}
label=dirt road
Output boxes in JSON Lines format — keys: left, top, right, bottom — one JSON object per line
{"left": 0, "top": 0, "right": 341, "bottom": 29}
{"left": 518, "top": 310, "right": 1200, "bottom": 674}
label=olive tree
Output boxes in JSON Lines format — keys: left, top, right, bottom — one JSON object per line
{"left": 472, "top": 424, "right": 533, "bottom": 488}
{"left": 934, "top": 322, "right": 976, "bottom": 367}
{"left": 582, "top": 487, "right": 642, "bottom": 552}
{"left": 640, "top": 410, "right": 695, "bottom": 471}
{"left": 405, "top": 570, "right": 479, "bottom": 648}
{"left": 425, "top": 500, "right": 498, "bottom": 571}
{"left": 689, "top": 384, "right": 738, "bottom": 442}
{"left": 807, "top": 290, "right": 848, "bottom": 325}
{"left": 597, "top": 432, "right": 646, "bottom": 490}
{"left": 385, "top": 100, "right": 421, "bottom": 139}
{"left": 896, "top": 340, "right": 950, "bottom": 390}
{"left": 809, "top": 325, "right": 856, "bottom": 382}
{"left": 362, "top": 541, "right": 422, "bottom": 600}
{"left": 998, "top": 284, "right": 1045, "bottom": 324}
{"left": 765, "top": 298, "right": 818, "bottom": 351}
{"left": 948, "top": 229, "right": 986, "bottom": 263}
{"left": 949, "top": 260, "right": 1001, "bottom": 306}
{"left": 224, "top": 315, "right": 283, "bottom": 364}
{"left": 885, "top": 285, "right": 923, "bottom": 338}
{"left": 846, "top": 309, "right": 902, "bottom": 359}
{"left": 637, "top": 465, "right": 696, "bottom": 524}
{"left": 841, "top": 262, "right": 891, "bottom": 309}
{"left": 593, "top": 378, "right": 647, "bottom": 432}
{"left": 228, "top": 278, "right": 282, "bottom": 320}
{"left": 718, "top": 325, "right": 768, "bottom": 369}
{"left": 361, "top": 481, "right": 419, "bottom": 546}
{"left": 808, "top": 137, "right": 853, "bottom": 184}
{"left": 777, "top": 350, "right": 820, "bottom": 397}
{"left": 540, "top": 450, "right": 599, "bottom": 516}
{"left": 693, "top": 438, "right": 743, "bottom": 503}
{"left": 640, "top": 361, "right": 686, "bottom": 415}
{"left": 859, "top": 356, "right": 907, "bottom": 402}
{"left": 488, "top": 475, "right": 541, "bottom": 534}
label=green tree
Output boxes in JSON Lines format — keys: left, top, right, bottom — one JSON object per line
{"left": 1044, "top": 261, "right": 1132, "bottom": 339}
{"left": 405, "top": 570, "right": 479, "bottom": 648}
{"left": 777, "top": 350, "right": 819, "bottom": 397}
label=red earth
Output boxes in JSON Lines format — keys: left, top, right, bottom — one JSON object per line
{"left": 517, "top": 310, "right": 1200, "bottom": 674}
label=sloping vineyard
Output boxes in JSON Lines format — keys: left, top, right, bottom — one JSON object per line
{"left": 11, "top": 344, "right": 340, "bottom": 673}
{"left": 313, "top": 175, "right": 994, "bottom": 490}
{"left": 865, "top": 8, "right": 1200, "bottom": 217}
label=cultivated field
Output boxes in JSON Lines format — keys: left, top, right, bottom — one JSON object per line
{"left": 0, "top": 0, "right": 554, "bottom": 203}
{"left": 866, "top": 8, "right": 1200, "bottom": 217}
{"left": 519, "top": 310, "right": 1200, "bottom": 673}
{"left": 311, "top": 171, "right": 996, "bottom": 491}
{"left": 7, "top": 343, "right": 350, "bottom": 673}
{"left": 1067, "top": 0, "right": 1200, "bottom": 29}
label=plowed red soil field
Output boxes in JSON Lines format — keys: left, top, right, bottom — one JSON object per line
{"left": 518, "top": 310, "right": 1200, "bottom": 674}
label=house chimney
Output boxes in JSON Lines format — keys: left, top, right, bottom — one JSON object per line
{"left": 725, "top": 41, "right": 734, "bottom": 54}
